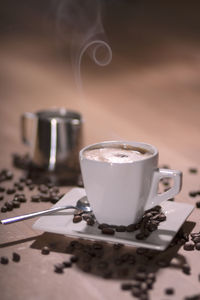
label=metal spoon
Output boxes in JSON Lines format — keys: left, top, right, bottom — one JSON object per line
{"left": 0, "top": 198, "right": 92, "bottom": 225}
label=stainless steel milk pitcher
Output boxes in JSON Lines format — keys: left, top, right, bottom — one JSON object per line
{"left": 21, "top": 109, "right": 83, "bottom": 173}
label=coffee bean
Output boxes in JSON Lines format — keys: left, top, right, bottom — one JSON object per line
{"left": 165, "top": 287, "right": 175, "bottom": 295}
{"left": 195, "top": 243, "right": 200, "bottom": 250}
{"left": 17, "top": 194, "right": 26, "bottom": 203}
{"left": 63, "top": 261, "right": 72, "bottom": 268}
{"left": 189, "top": 168, "right": 198, "bottom": 174}
{"left": 157, "top": 213, "right": 166, "bottom": 222}
{"left": 168, "top": 198, "right": 174, "bottom": 201}
{"left": 38, "top": 184, "right": 48, "bottom": 194}
{"left": 12, "top": 200, "right": 20, "bottom": 208}
{"left": 41, "top": 246, "right": 50, "bottom": 255}
{"left": 98, "top": 223, "right": 109, "bottom": 230}
{"left": 1, "top": 256, "right": 9, "bottom": 264}
{"left": 131, "top": 287, "right": 141, "bottom": 297}
{"left": 87, "top": 218, "right": 95, "bottom": 226}
{"left": 54, "top": 263, "right": 64, "bottom": 273}
{"left": 193, "top": 236, "right": 200, "bottom": 243}
{"left": 51, "top": 187, "right": 59, "bottom": 194}
{"left": 12, "top": 252, "right": 20, "bottom": 262}
{"left": 126, "top": 224, "right": 136, "bottom": 232}
{"left": 146, "top": 279, "right": 153, "bottom": 289}
{"left": 184, "top": 294, "right": 200, "bottom": 300}
{"left": 102, "top": 227, "right": 115, "bottom": 235}
{"left": 0, "top": 186, "right": 5, "bottom": 192}
{"left": 29, "top": 184, "right": 35, "bottom": 191}
{"left": 50, "top": 196, "right": 60, "bottom": 204}
{"left": 5, "top": 201, "right": 14, "bottom": 211}
{"left": 121, "top": 283, "right": 133, "bottom": 290}
{"left": 1, "top": 206, "right": 7, "bottom": 212}
{"left": 147, "top": 272, "right": 156, "bottom": 282}
{"left": 7, "top": 188, "right": 16, "bottom": 194}
{"left": 189, "top": 191, "right": 198, "bottom": 197}
{"left": 140, "top": 294, "right": 149, "bottom": 300}
{"left": 184, "top": 242, "right": 195, "bottom": 251}
{"left": 116, "top": 225, "right": 126, "bottom": 232}
{"left": 147, "top": 223, "right": 157, "bottom": 232}
{"left": 73, "top": 215, "right": 82, "bottom": 223}
{"left": 135, "top": 272, "right": 147, "bottom": 281}
{"left": 19, "top": 177, "right": 26, "bottom": 182}
{"left": 196, "top": 202, "right": 200, "bottom": 209}
{"left": 31, "top": 195, "right": 40, "bottom": 202}
{"left": 0, "top": 195, "right": 4, "bottom": 201}
{"left": 191, "top": 232, "right": 200, "bottom": 238}
{"left": 136, "top": 233, "right": 145, "bottom": 240}
{"left": 140, "top": 282, "right": 148, "bottom": 292}
{"left": 182, "top": 263, "right": 191, "bottom": 275}
{"left": 26, "top": 179, "right": 33, "bottom": 186}
{"left": 70, "top": 255, "right": 79, "bottom": 263}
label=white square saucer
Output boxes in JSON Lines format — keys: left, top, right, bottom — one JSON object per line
{"left": 32, "top": 188, "right": 194, "bottom": 251}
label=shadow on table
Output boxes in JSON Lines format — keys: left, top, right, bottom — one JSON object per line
{"left": 31, "top": 221, "right": 195, "bottom": 281}
{"left": 0, "top": 235, "right": 40, "bottom": 248}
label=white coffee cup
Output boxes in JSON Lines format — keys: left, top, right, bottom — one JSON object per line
{"left": 79, "top": 141, "right": 182, "bottom": 226}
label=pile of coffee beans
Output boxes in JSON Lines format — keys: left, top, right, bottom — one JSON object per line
{"left": 72, "top": 205, "right": 166, "bottom": 241}
{"left": 0, "top": 166, "right": 65, "bottom": 213}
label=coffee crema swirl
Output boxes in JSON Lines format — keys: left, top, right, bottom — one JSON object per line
{"left": 83, "top": 146, "right": 152, "bottom": 163}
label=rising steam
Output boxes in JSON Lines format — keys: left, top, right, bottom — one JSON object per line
{"left": 54, "top": 0, "right": 112, "bottom": 91}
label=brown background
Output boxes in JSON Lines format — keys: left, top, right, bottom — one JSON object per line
{"left": 0, "top": 1, "right": 200, "bottom": 299}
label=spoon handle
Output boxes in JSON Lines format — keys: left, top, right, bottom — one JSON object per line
{"left": 0, "top": 205, "right": 76, "bottom": 225}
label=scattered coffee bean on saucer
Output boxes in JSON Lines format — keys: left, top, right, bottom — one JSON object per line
{"left": 101, "top": 227, "right": 115, "bottom": 235}
{"left": 12, "top": 252, "right": 20, "bottom": 262}
{"left": 73, "top": 215, "right": 82, "bottom": 223}
{"left": 116, "top": 225, "right": 126, "bottom": 232}
{"left": 1, "top": 256, "right": 9, "bottom": 264}
{"left": 0, "top": 195, "right": 4, "bottom": 201}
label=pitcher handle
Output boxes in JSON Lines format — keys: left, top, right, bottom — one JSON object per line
{"left": 145, "top": 168, "right": 182, "bottom": 210}
{"left": 21, "top": 112, "right": 36, "bottom": 146}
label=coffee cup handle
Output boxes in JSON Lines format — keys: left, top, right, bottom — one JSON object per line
{"left": 145, "top": 168, "right": 182, "bottom": 210}
{"left": 21, "top": 112, "right": 36, "bottom": 146}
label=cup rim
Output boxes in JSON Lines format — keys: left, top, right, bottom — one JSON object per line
{"left": 79, "top": 140, "right": 158, "bottom": 164}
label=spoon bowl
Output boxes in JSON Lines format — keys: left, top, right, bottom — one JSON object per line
{"left": 1, "top": 196, "right": 92, "bottom": 225}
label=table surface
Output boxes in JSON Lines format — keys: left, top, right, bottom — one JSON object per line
{"left": 0, "top": 3, "right": 200, "bottom": 299}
